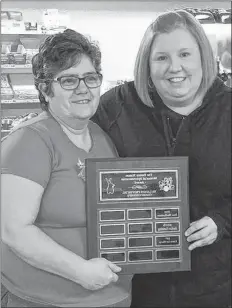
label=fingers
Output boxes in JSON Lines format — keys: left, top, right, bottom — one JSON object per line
{"left": 107, "top": 262, "right": 121, "bottom": 283}
{"left": 110, "top": 272, "right": 119, "bottom": 283}
{"left": 107, "top": 262, "right": 122, "bottom": 273}
{"left": 186, "top": 227, "right": 210, "bottom": 243}
{"left": 185, "top": 216, "right": 218, "bottom": 250}
{"left": 188, "top": 233, "right": 217, "bottom": 251}
{"left": 185, "top": 217, "right": 209, "bottom": 237}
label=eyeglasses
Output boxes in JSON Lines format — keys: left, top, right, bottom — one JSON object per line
{"left": 53, "top": 73, "right": 103, "bottom": 90}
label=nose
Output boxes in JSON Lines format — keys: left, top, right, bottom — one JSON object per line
{"left": 169, "top": 56, "right": 182, "bottom": 72}
{"left": 74, "top": 79, "right": 89, "bottom": 93}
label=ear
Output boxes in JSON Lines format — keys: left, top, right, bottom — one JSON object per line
{"left": 38, "top": 83, "right": 50, "bottom": 102}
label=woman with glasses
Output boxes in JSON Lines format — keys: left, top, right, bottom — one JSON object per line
{"left": 1, "top": 29, "right": 132, "bottom": 308}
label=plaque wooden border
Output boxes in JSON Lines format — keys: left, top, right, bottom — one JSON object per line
{"left": 86, "top": 157, "right": 190, "bottom": 274}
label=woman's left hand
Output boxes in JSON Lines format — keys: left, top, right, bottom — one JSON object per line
{"left": 185, "top": 216, "right": 218, "bottom": 251}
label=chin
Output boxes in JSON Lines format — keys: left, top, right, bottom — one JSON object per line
{"left": 171, "top": 92, "right": 191, "bottom": 100}
{"left": 74, "top": 113, "right": 94, "bottom": 121}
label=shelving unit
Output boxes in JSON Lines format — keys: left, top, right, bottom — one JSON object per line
{"left": 1, "top": 30, "right": 47, "bottom": 134}
{"left": 1, "top": 23, "right": 67, "bottom": 136}
{"left": 1, "top": 3, "right": 231, "bottom": 136}
{"left": 2, "top": 101, "right": 40, "bottom": 109}
{"left": 2, "top": 64, "right": 33, "bottom": 74}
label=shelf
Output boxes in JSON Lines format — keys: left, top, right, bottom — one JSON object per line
{"left": 2, "top": 30, "right": 64, "bottom": 36}
{"left": 1, "top": 130, "right": 11, "bottom": 133}
{"left": 2, "top": 32, "right": 46, "bottom": 35}
{"left": 1, "top": 64, "right": 32, "bottom": 74}
{"left": 2, "top": 101, "right": 40, "bottom": 110}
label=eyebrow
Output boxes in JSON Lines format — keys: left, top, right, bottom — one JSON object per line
{"left": 154, "top": 48, "right": 192, "bottom": 55}
{"left": 57, "top": 71, "right": 97, "bottom": 78}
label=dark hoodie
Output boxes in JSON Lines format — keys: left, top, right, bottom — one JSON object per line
{"left": 92, "top": 77, "right": 231, "bottom": 307}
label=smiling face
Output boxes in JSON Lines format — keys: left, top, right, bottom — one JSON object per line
{"left": 45, "top": 55, "right": 101, "bottom": 128}
{"left": 149, "top": 28, "right": 203, "bottom": 107}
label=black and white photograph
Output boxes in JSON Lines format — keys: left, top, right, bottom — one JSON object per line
{"left": 1, "top": 0, "right": 231, "bottom": 307}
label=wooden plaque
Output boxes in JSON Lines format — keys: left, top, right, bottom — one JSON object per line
{"left": 85, "top": 157, "right": 191, "bottom": 274}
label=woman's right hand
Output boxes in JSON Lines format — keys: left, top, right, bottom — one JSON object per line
{"left": 78, "top": 258, "right": 122, "bottom": 290}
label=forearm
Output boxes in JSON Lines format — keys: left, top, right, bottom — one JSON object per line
{"left": 3, "top": 224, "right": 87, "bottom": 284}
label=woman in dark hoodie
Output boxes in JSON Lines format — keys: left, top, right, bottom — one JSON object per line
{"left": 93, "top": 9, "right": 231, "bottom": 308}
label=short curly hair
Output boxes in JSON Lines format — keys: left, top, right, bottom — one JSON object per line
{"left": 32, "top": 29, "right": 102, "bottom": 110}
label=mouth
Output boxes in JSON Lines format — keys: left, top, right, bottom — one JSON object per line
{"left": 168, "top": 77, "right": 186, "bottom": 83}
{"left": 72, "top": 99, "right": 90, "bottom": 104}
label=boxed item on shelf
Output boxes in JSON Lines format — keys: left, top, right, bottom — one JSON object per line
{"left": 1, "top": 11, "right": 9, "bottom": 20}
{"left": 24, "top": 22, "right": 38, "bottom": 31}
{"left": 25, "top": 49, "right": 38, "bottom": 64}
{"left": 20, "top": 38, "right": 41, "bottom": 64}
{"left": 1, "top": 114, "right": 39, "bottom": 132}
{"left": 8, "top": 11, "right": 23, "bottom": 21}
{"left": 1, "top": 44, "right": 11, "bottom": 64}
{"left": 12, "top": 85, "right": 38, "bottom": 100}
{"left": 1, "top": 54, "right": 10, "bottom": 65}
{"left": 13, "top": 53, "right": 27, "bottom": 65}
{"left": 8, "top": 40, "right": 27, "bottom": 64}
{"left": 41, "top": 9, "right": 69, "bottom": 32}
{"left": 11, "top": 113, "right": 39, "bottom": 128}
{"left": 1, "top": 75, "right": 11, "bottom": 88}
{"left": 1, "top": 117, "right": 16, "bottom": 131}
{"left": 1, "top": 87, "right": 14, "bottom": 100}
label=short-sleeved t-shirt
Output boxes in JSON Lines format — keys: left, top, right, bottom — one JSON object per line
{"left": 1, "top": 112, "right": 132, "bottom": 307}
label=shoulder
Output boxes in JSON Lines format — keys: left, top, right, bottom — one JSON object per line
{"left": 92, "top": 81, "right": 143, "bottom": 129}
{"left": 1, "top": 114, "right": 53, "bottom": 188}
{"left": 2, "top": 112, "right": 58, "bottom": 152}
{"left": 26, "top": 112, "right": 60, "bottom": 136}
{"left": 100, "top": 81, "right": 140, "bottom": 108}
{"left": 209, "top": 78, "right": 231, "bottom": 109}
{"left": 204, "top": 78, "right": 231, "bottom": 131}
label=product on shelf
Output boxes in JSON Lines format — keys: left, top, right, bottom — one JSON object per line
{"left": 1, "top": 117, "right": 16, "bottom": 131}
{"left": 1, "top": 44, "right": 11, "bottom": 64}
{"left": 41, "top": 9, "right": 69, "bottom": 32}
{"left": 8, "top": 39, "right": 27, "bottom": 64}
{"left": 12, "top": 85, "right": 39, "bottom": 100}
{"left": 1, "top": 11, "right": 9, "bottom": 20}
{"left": 25, "top": 49, "right": 38, "bottom": 64}
{"left": 101, "top": 78, "right": 133, "bottom": 95}
{"left": 8, "top": 11, "right": 23, "bottom": 21}
{"left": 1, "top": 10, "right": 25, "bottom": 33}
{"left": 1, "top": 113, "right": 39, "bottom": 132}
{"left": 1, "top": 74, "right": 15, "bottom": 100}
{"left": 13, "top": 112, "right": 39, "bottom": 127}
{"left": 1, "top": 10, "right": 23, "bottom": 21}
{"left": 24, "top": 22, "right": 38, "bottom": 31}
{"left": 1, "top": 74, "right": 11, "bottom": 88}
{"left": 181, "top": 7, "right": 231, "bottom": 24}
{"left": 20, "top": 37, "right": 41, "bottom": 64}
{"left": 1, "top": 88, "right": 15, "bottom": 100}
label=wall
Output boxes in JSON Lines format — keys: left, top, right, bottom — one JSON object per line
{"left": 2, "top": 1, "right": 231, "bottom": 80}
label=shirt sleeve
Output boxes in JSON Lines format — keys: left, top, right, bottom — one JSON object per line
{"left": 208, "top": 195, "right": 231, "bottom": 241}
{"left": 1, "top": 127, "right": 52, "bottom": 188}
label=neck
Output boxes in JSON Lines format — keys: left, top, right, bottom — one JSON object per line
{"left": 61, "top": 123, "right": 88, "bottom": 135}
{"left": 162, "top": 96, "right": 203, "bottom": 116}
{"left": 48, "top": 109, "right": 88, "bottom": 135}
